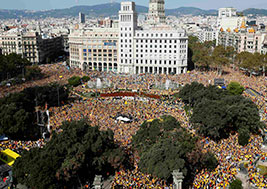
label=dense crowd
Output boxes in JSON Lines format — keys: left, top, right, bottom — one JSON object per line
{"left": 0, "top": 63, "right": 82, "bottom": 98}
{"left": 0, "top": 63, "right": 266, "bottom": 188}
{"left": 0, "top": 139, "right": 45, "bottom": 154}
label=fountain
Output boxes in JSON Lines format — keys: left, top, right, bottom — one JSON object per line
{"left": 87, "top": 81, "right": 94, "bottom": 88}
{"left": 96, "top": 78, "right": 102, "bottom": 89}
{"left": 165, "top": 79, "right": 171, "bottom": 90}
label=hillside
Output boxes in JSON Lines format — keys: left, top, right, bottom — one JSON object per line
{"left": 0, "top": 3, "right": 266, "bottom": 19}
{"left": 243, "top": 8, "right": 267, "bottom": 16}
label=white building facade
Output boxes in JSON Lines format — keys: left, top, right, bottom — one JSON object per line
{"left": 69, "top": 1, "right": 188, "bottom": 75}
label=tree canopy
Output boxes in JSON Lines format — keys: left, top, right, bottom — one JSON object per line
{"left": 68, "top": 76, "right": 81, "bottom": 87}
{"left": 179, "top": 82, "right": 263, "bottom": 143}
{"left": 13, "top": 120, "right": 129, "bottom": 189}
{"left": 132, "top": 115, "right": 218, "bottom": 186}
{"left": 0, "top": 83, "right": 69, "bottom": 140}
{"left": 236, "top": 52, "right": 266, "bottom": 76}
{"left": 227, "top": 81, "right": 245, "bottom": 95}
{"left": 229, "top": 179, "right": 243, "bottom": 189}
{"left": 0, "top": 53, "right": 44, "bottom": 82}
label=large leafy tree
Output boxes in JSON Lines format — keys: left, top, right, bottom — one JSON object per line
{"left": 263, "top": 53, "right": 267, "bottom": 77}
{"left": 188, "top": 36, "right": 214, "bottom": 71}
{"left": 0, "top": 53, "right": 31, "bottom": 81}
{"left": 133, "top": 115, "right": 217, "bottom": 187}
{"left": 191, "top": 99, "right": 229, "bottom": 140}
{"left": 132, "top": 115, "right": 181, "bottom": 152}
{"left": 13, "top": 120, "right": 129, "bottom": 189}
{"left": 0, "top": 103, "right": 37, "bottom": 140}
{"left": 68, "top": 76, "right": 81, "bottom": 87}
{"left": 212, "top": 45, "right": 229, "bottom": 75}
{"left": 0, "top": 83, "right": 69, "bottom": 140}
{"left": 22, "top": 83, "right": 69, "bottom": 108}
{"left": 227, "top": 81, "right": 245, "bottom": 95}
{"left": 178, "top": 82, "right": 205, "bottom": 106}
{"left": 236, "top": 52, "right": 262, "bottom": 77}
{"left": 180, "top": 82, "right": 263, "bottom": 142}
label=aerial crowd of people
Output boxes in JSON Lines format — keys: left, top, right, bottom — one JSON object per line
{"left": 0, "top": 63, "right": 266, "bottom": 188}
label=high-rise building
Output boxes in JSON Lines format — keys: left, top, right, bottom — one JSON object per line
{"left": 79, "top": 12, "right": 85, "bottom": 24}
{"left": 148, "top": 0, "right": 166, "bottom": 24}
{"left": 69, "top": 1, "right": 188, "bottom": 75}
{"left": 118, "top": 2, "right": 137, "bottom": 73}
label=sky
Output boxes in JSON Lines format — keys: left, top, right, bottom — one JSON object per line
{"left": 1, "top": 0, "right": 267, "bottom": 11}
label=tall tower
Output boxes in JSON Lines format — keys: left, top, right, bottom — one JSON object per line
{"left": 79, "top": 12, "right": 85, "bottom": 24}
{"left": 148, "top": 0, "right": 166, "bottom": 24}
{"left": 118, "top": 2, "right": 137, "bottom": 74}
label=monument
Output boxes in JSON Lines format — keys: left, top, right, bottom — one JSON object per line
{"left": 93, "top": 175, "right": 102, "bottom": 189}
{"left": 172, "top": 170, "right": 184, "bottom": 189}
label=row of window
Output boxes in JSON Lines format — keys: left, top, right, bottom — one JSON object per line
{"left": 82, "top": 34, "right": 118, "bottom": 38}
{"left": 120, "top": 27, "right": 132, "bottom": 31}
{"left": 136, "top": 44, "right": 186, "bottom": 49}
{"left": 120, "top": 15, "right": 132, "bottom": 22}
{"left": 83, "top": 49, "right": 116, "bottom": 53}
{"left": 121, "top": 59, "right": 132, "bottom": 64}
{"left": 136, "top": 33, "right": 182, "bottom": 38}
{"left": 135, "top": 49, "right": 186, "bottom": 54}
{"left": 83, "top": 57, "right": 117, "bottom": 62}
{"left": 120, "top": 44, "right": 132, "bottom": 48}
{"left": 136, "top": 39, "right": 186, "bottom": 44}
{"left": 83, "top": 53, "right": 115, "bottom": 57}
{"left": 135, "top": 59, "right": 184, "bottom": 65}
{"left": 135, "top": 66, "right": 185, "bottom": 74}
{"left": 120, "top": 33, "right": 132, "bottom": 37}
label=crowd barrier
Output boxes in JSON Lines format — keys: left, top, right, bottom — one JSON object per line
{"left": 100, "top": 92, "right": 161, "bottom": 99}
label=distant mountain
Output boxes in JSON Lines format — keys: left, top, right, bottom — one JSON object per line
{"left": 166, "top": 7, "right": 217, "bottom": 16}
{"left": 243, "top": 8, "right": 267, "bottom": 16}
{"left": 0, "top": 3, "right": 266, "bottom": 19}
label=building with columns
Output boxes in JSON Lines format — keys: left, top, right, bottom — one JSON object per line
{"left": 69, "top": 1, "right": 188, "bottom": 75}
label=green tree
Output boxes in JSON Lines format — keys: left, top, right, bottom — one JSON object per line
{"left": 212, "top": 45, "right": 229, "bottom": 75}
{"left": 132, "top": 115, "right": 181, "bottom": 152}
{"left": 139, "top": 137, "right": 188, "bottom": 180}
{"left": 238, "top": 128, "right": 250, "bottom": 146}
{"left": 226, "top": 46, "right": 237, "bottom": 68}
{"left": 133, "top": 115, "right": 217, "bottom": 187}
{"left": 22, "top": 83, "right": 69, "bottom": 108}
{"left": 263, "top": 53, "right": 267, "bottom": 77}
{"left": 229, "top": 179, "right": 243, "bottom": 189}
{"left": 192, "top": 46, "right": 212, "bottom": 70}
{"left": 0, "top": 103, "right": 37, "bottom": 140}
{"left": 178, "top": 82, "right": 205, "bottom": 107}
{"left": 82, "top": 76, "right": 90, "bottom": 82}
{"left": 25, "top": 65, "right": 43, "bottom": 80}
{"left": 68, "top": 76, "right": 81, "bottom": 87}
{"left": 202, "top": 152, "right": 218, "bottom": 171}
{"left": 0, "top": 83, "right": 69, "bottom": 140}
{"left": 13, "top": 120, "right": 128, "bottom": 189}
{"left": 237, "top": 52, "right": 261, "bottom": 77}
{"left": 184, "top": 83, "right": 263, "bottom": 141}
{"left": 191, "top": 99, "right": 229, "bottom": 140}
{"left": 0, "top": 53, "right": 30, "bottom": 81}
{"left": 227, "top": 81, "right": 245, "bottom": 95}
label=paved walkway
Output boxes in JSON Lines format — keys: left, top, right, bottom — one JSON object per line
{"left": 236, "top": 172, "right": 250, "bottom": 189}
